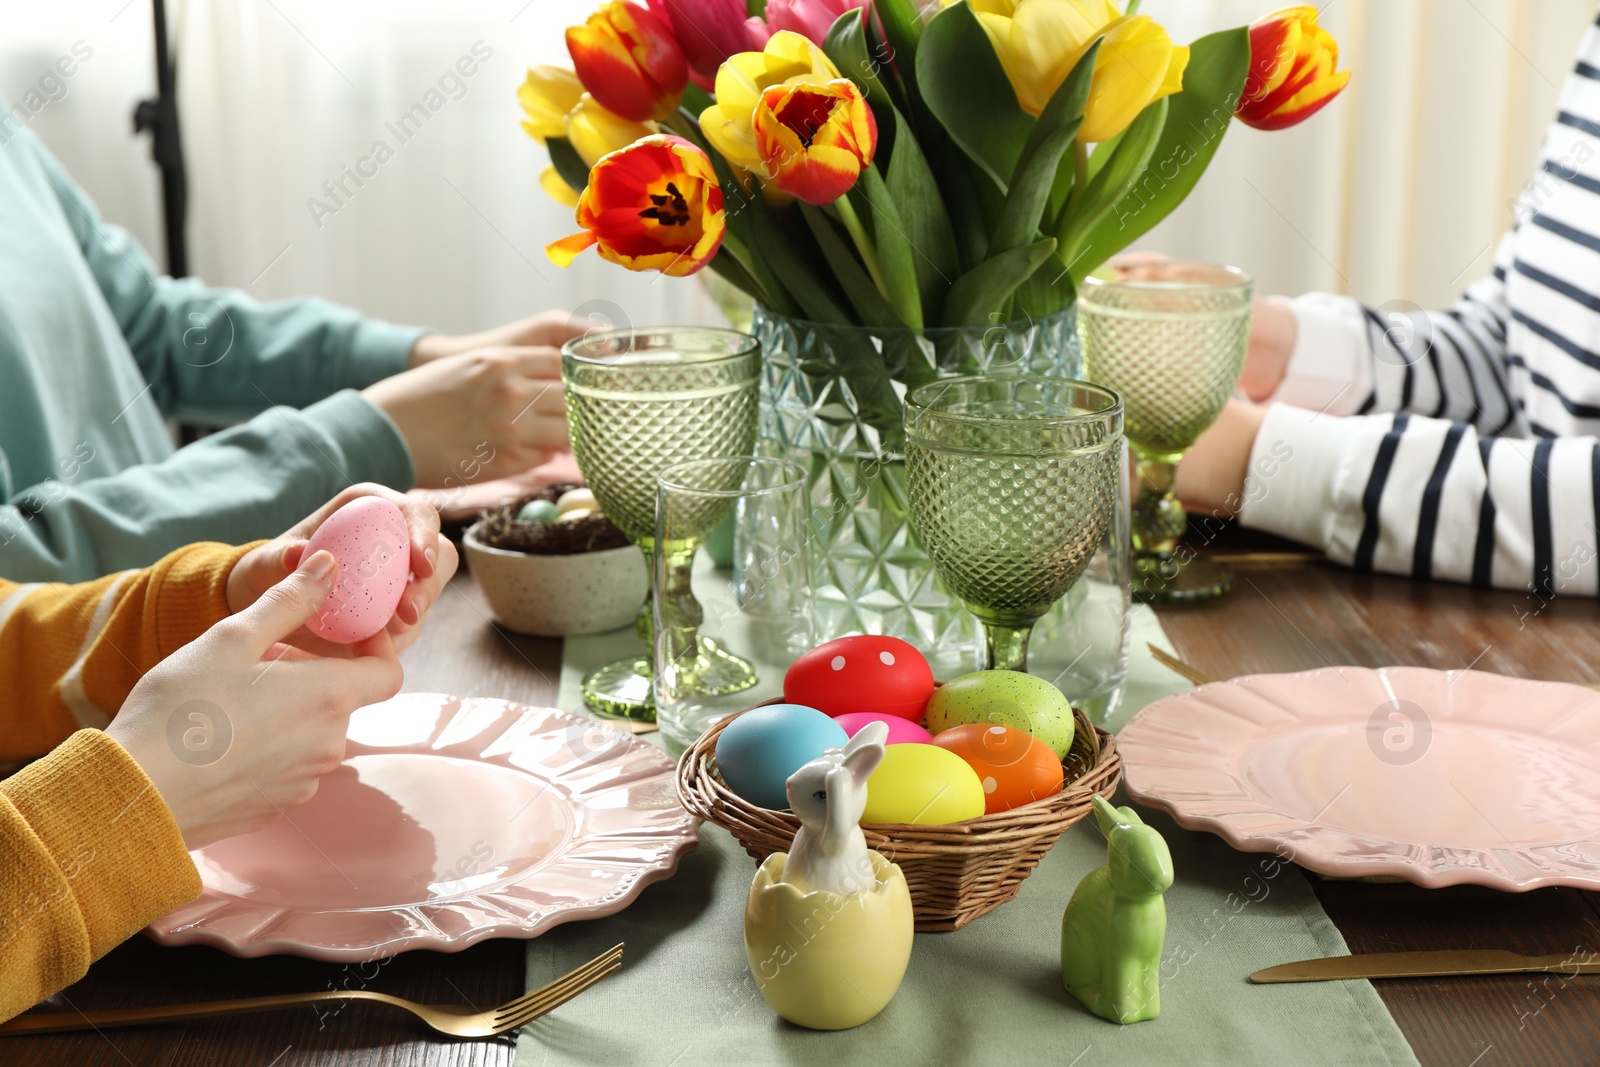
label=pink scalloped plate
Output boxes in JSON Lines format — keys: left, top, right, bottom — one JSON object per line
{"left": 1118, "top": 667, "right": 1600, "bottom": 891}
{"left": 148, "top": 694, "right": 698, "bottom": 960}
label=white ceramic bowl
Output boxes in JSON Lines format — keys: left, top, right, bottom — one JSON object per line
{"left": 463, "top": 522, "right": 647, "bottom": 637}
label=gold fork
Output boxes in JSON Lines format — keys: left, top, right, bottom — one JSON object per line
{"left": 0, "top": 943, "right": 623, "bottom": 1038}
{"left": 1147, "top": 643, "right": 1214, "bottom": 686}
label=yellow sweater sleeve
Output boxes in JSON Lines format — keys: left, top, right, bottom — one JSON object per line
{"left": 0, "top": 540, "right": 259, "bottom": 1021}
{"left": 0, "top": 541, "right": 258, "bottom": 761}
{"left": 0, "top": 731, "right": 202, "bottom": 1021}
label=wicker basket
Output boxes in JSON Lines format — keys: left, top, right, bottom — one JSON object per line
{"left": 676, "top": 699, "right": 1122, "bottom": 931}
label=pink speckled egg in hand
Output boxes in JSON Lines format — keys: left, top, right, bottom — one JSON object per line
{"left": 302, "top": 497, "right": 411, "bottom": 643}
{"left": 834, "top": 711, "right": 933, "bottom": 745}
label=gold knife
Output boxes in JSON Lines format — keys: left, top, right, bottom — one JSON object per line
{"left": 1251, "top": 949, "right": 1600, "bottom": 983}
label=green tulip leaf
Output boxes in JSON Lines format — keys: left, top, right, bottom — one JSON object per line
{"left": 1058, "top": 96, "right": 1166, "bottom": 263}
{"left": 941, "top": 236, "right": 1058, "bottom": 327}
{"left": 854, "top": 165, "right": 924, "bottom": 329}
{"left": 705, "top": 149, "right": 800, "bottom": 317}
{"left": 545, "top": 137, "right": 590, "bottom": 195}
{"left": 1068, "top": 27, "right": 1250, "bottom": 284}
{"left": 705, "top": 250, "right": 765, "bottom": 303}
{"left": 917, "top": 1, "right": 1035, "bottom": 191}
{"left": 1012, "top": 249, "right": 1077, "bottom": 319}
{"left": 824, "top": 7, "right": 894, "bottom": 110}
{"left": 800, "top": 203, "right": 902, "bottom": 327}
{"left": 748, "top": 196, "right": 851, "bottom": 324}
{"left": 875, "top": 0, "right": 926, "bottom": 85}
{"left": 988, "top": 38, "right": 1098, "bottom": 257}
{"left": 884, "top": 108, "right": 960, "bottom": 322}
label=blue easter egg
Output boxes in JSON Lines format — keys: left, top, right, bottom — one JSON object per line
{"left": 517, "top": 500, "right": 561, "bottom": 524}
{"left": 715, "top": 704, "right": 848, "bottom": 811}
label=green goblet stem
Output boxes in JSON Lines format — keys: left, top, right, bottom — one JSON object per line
{"left": 1130, "top": 453, "right": 1187, "bottom": 559}
{"left": 981, "top": 620, "right": 1036, "bottom": 673}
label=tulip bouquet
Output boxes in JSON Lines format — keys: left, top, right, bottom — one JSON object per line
{"left": 523, "top": 0, "right": 1348, "bottom": 333}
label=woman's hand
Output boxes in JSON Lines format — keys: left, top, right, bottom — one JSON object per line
{"left": 1174, "top": 399, "right": 1269, "bottom": 518}
{"left": 1239, "top": 297, "right": 1298, "bottom": 401}
{"left": 407, "top": 310, "right": 584, "bottom": 366}
{"left": 107, "top": 551, "right": 404, "bottom": 849}
{"left": 362, "top": 347, "right": 570, "bottom": 487}
{"left": 225, "top": 483, "right": 459, "bottom": 656}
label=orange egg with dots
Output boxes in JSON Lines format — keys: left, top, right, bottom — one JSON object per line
{"left": 930, "top": 724, "right": 1064, "bottom": 814}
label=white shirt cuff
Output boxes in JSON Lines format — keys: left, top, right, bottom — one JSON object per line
{"left": 1269, "top": 294, "right": 1373, "bottom": 416}
{"left": 1238, "top": 403, "right": 1352, "bottom": 554}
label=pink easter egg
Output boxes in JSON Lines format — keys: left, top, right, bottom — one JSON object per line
{"left": 302, "top": 497, "right": 411, "bottom": 643}
{"left": 833, "top": 711, "right": 933, "bottom": 746}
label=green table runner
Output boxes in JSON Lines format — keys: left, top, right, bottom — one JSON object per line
{"left": 515, "top": 608, "right": 1417, "bottom": 1066}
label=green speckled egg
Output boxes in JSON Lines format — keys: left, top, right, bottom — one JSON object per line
{"left": 517, "top": 500, "right": 561, "bottom": 524}
{"left": 924, "top": 670, "right": 1075, "bottom": 758}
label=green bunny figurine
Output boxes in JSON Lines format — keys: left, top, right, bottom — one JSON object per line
{"left": 1060, "top": 795, "right": 1175, "bottom": 1024}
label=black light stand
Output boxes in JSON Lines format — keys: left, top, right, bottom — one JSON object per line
{"left": 132, "top": 0, "right": 188, "bottom": 278}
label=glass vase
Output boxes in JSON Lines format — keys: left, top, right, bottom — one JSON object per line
{"left": 753, "top": 305, "right": 1089, "bottom": 681}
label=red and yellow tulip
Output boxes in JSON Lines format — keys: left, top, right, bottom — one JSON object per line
{"left": 566, "top": 1, "right": 689, "bottom": 123}
{"left": 753, "top": 80, "right": 877, "bottom": 205}
{"left": 954, "top": 0, "right": 1188, "bottom": 143}
{"left": 699, "top": 31, "right": 842, "bottom": 175}
{"left": 1236, "top": 5, "right": 1350, "bottom": 131}
{"left": 546, "top": 134, "right": 726, "bottom": 277}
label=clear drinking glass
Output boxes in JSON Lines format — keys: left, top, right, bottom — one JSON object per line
{"left": 1077, "top": 261, "right": 1254, "bottom": 604}
{"left": 904, "top": 375, "right": 1124, "bottom": 673}
{"left": 652, "top": 457, "right": 813, "bottom": 752}
{"left": 562, "top": 328, "right": 760, "bottom": 720}
{"left": 1027, "top": 453, "right": 1131, "bottom": 726}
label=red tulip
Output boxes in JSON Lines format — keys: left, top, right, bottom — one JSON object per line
{"left": 752, "top": 79, "right": 877, "bottom": 206}
{"left": 765, "top": 0, "right": 868, "bottom": 45}
{"left": 646, "top": 0, "right": 772, "bottom": 89}
{"left": 1237, "top": 5, "right": 1350, "bottom": 131}
{"left": 546, "top": 135, "right": 727, "bottom": 277}
{"left": 566, "top": 1, "right": 689, "bottom": 123}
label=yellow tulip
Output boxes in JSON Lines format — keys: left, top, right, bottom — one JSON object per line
{"left": 953, "top": 0, "right": 1188, "bottom": 143}
{"left": 540, "top": 165, "right": 581, "bottom": 207}
{"left": 699, "top": 30, "right": 841, "bottom": 174}
{"left": 566, "top": 93, "right": 658, "bottom": 166}
{"left": 518, "top": 66, "right": 584, "bottom": 143}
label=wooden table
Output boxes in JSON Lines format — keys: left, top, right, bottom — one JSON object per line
{"left": 13, "top": 526, "right": 1600, "bottom": 1065}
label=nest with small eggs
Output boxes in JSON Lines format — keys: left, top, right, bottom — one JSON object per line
{"left": 475, "top": 483, "right": 630, "bottom": 556}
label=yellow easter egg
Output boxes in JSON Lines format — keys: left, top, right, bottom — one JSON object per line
{"left": 862, "top": 743, "right": 986, "bottom": 825}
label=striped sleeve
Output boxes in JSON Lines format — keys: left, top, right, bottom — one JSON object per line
{"left": 1240, "top": 404, "right": 1599, "bottom": 597}
{"left": 1267, "top": 235, "right": 1521, "bottom": 437}
{"left": 0, "top": 542, "right": 252, "bottom": 761}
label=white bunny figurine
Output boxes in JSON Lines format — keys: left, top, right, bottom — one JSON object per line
{"left": 781, "top": 720, "right": 889, "bottom": 897}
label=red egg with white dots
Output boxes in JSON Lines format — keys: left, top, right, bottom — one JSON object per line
{"left": 782, "top": 636, "right": 934, "bottom": 721}
{"left": 930, "top": 724, "right": 1064, "bottom": 814}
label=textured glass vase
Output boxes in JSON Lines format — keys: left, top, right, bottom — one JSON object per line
{"left": 753, "top": 306, "right": 1081, "bottom": 679}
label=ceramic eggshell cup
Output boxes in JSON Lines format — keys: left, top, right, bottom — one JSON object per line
{"left": 744, "top": 850, "right": 914, "bottom": 1030}
{"left": 463, "top": 522, "right": 648, "bottom": 637}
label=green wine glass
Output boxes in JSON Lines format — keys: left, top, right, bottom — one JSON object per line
{"left": 1077, "top": 261, "right": 1254, "bottom": 603}
{"left": 905, "top": 375, "right": 1124, "bottom": 673}
{"left": 561, "top": 327, "right": 760, "bottom": 719}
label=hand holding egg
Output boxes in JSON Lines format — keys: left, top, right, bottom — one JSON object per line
{"left": 226, "top": 484, "right": 458, "bottom": 656}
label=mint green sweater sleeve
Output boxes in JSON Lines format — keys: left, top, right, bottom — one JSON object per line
{"left": 0, "top": 123, "right": 420, "bottom": 582}
{"left": 35, "top": 139, "right": 422, "bottom": 422}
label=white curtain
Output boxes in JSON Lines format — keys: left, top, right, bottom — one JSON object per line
{"left": 3, "top": 0, "right": 1596, "bottom": 330}
{"left": 1151, "top": 0, "right": 1598, "bottom": 310}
